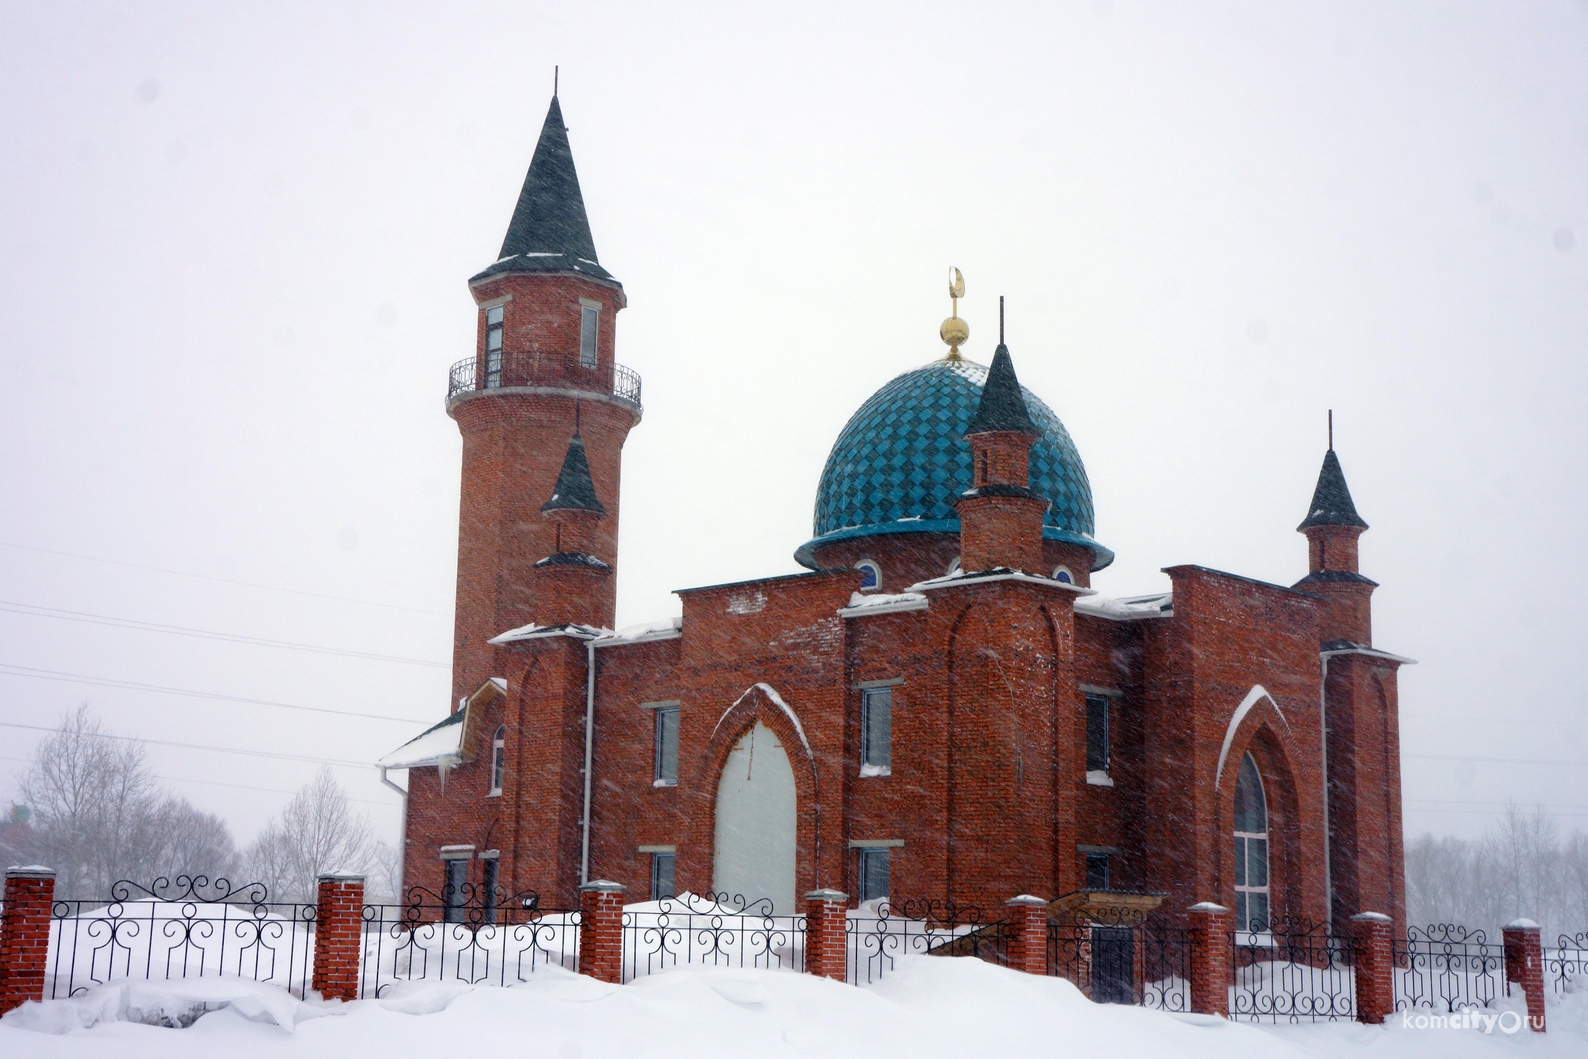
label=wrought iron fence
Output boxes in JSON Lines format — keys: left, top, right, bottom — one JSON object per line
{"left": 446, "top": 353, "right": 642, "bottom": 412}
{"left": 1229, "top": 914, "right": 1356, "bottom": 1022}
{"left": 47, "top": 876, "right": 317, "bottom": 999}
{"left": 620, "top": 892, "right": 805, "bottom": 982}
{"left": 1047, "top": 906, "right": 1192, "bottom": 1010}
{"left": 358, "top": 884, "right": 579, "bottom": 998}
{"left": 848, "top": 898, "right": 1004, "bottom": 985}
{"left": 1392, "top": 923, "right": 1502, "bottom": 1012}
{"left": 1546, "top": 932, "right": 1587, "bottom": 997}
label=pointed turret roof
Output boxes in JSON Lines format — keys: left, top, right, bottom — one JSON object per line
{"left": 472, "top": 95, "right": 615, "bottom": 284}
{"left": 1298, "top": 449, "right": 1368, "bottom": 531}
{"left": 541, "top": 432, "right": 607, "bottom": 515}
{"left": 964, "top": 345, "right": 1039, "bottom": 436}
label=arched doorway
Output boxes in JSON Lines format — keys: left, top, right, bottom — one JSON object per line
{"left": 712, "top": 720, "right": 796, "bottom": 913}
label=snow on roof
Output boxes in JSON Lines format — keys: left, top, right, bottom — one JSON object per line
{"left": 378, "top": 711, "right": 464, "bottom": 769}
{"left": 838, "top": 591, "right": 928, "bottom": 618}
{"left": 488, "top": 621, "right": 608, "bottom": 645}
{"left": 1074, "top": 592, "right": 1173, "bottom": 622}
{"left": 593, "top": 616, "right": 683, "bottom": 646}
{"left": 908, "top": 568, "right": 1095, "bottom": 595}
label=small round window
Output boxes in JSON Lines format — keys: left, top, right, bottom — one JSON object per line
{"left": 1051, "top": 566, "right": 1074, "bottom": 584}
{"left": 855, "top": 559, "right": 881, "bottom": 591}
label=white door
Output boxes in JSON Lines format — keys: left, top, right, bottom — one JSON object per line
{"left": 712, "top": 721, "right": 797, "bottom": 914}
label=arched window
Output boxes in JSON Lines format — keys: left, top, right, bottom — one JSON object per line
{"left": 489, "top": 725, "right": 506, "bottom": 797}
{"left": 1051, "top": 565, "right": 1074, "bottom": 584}
{"left": 855, "top": 559, "right": 881, "bottom": 592}
{"left": 1233, "top": 753, "right": 1269, "bottom": 932}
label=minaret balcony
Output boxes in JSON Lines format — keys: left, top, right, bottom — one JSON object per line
{"left": 447, "top": 353, "right": 642, "bottom": 416}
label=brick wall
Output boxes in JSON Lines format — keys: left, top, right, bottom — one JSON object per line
{"left": 311, "top": 873, "right": 365, "bottom": 1002}
{"left": 0, "top": 867, "right": 55, "bottom": 1014}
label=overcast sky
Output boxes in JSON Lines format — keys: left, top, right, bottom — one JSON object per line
{"left": 2, "top": 1, "right": 1585, "bottom": 851}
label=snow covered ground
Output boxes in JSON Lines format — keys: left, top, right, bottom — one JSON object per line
{"left": 4, "top": 954, "right": 1586, "bottom": 1059}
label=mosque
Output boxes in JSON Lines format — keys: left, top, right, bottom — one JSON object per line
{"left": 381, "top": 92, "right": 1412, "bottom": 937}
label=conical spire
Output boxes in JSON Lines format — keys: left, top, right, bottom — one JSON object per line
{"left": 1297, "top": 449, "right": 1368, "bottom": 531}
{"left": 541, "top": 432, "right": 607, "bottom": 515}
{"left": 473, "top": 94, "right": 614, "bottom": 283}
{"left": 964, "top": 345, "right": 1038, "bottom": 436}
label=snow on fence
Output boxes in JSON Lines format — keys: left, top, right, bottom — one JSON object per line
{"left": 620, "top": 894, "right": 806, "bottom": 981}
{"left": 1228, "top": 917, "right": 1356, "bottom": 1022}
{"left": 1047, "top": 910, "right": 1194, "bottom": 1011}
{"left": 1548, "top": 933, "right": 1588, "bottom": 996}
{"left": 846, "top": 898, "right": 1003, "bottom": 985}
{"left": 1393, "top": 924, "right": 1502, "bottom": 1012}
{"left": 46, "top": 878, "right": 316, "bottom": 1000}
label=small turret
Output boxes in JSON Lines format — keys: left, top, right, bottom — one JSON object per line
{"left": 532, "top": 428, "right": 613, "bottom": 626}
{"left": 1294, "top": 444, "right": 1377, "bottom": 644}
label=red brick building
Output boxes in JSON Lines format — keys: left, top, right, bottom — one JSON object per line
{"left": 382, "top": 93, "right": 1412, "bottom": 937}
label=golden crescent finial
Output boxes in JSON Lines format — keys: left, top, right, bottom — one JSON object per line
{"left": 940, "top": 266, "right": 968, "bottom": 360}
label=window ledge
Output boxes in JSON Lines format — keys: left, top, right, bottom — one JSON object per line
{"left": 486, "top": 790, "right": 502, "bottom": 798}
{"left": 859, "top": 764, "right": 892, "bottom": 778}
{"left": 1086, "top": 770, "right": 1114, "bottom": 787}
{"left": 653, "top": 779, "right": 677, "bottom": 788}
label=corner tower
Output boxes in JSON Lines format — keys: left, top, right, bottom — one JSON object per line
{"left": 447, "top": 93, "right": 640, "bottom": 702}
{"left": 1294, "top": 446, "right": 1375, "bottom": 644}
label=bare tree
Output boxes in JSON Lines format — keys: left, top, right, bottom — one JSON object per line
{"left": 245, "top": 769, "right": 373, "bottom": 901}
{"left": 14, "top": 704, "right": 239, "bottom": 897}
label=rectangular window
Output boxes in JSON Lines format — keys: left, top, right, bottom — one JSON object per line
{"left": 443, "top": 857, "right": 467, "bottom": 924}
{"left": 861, "top": 687, "right": 892, "bottom": 772}
{"left": 485, "top": 305, "right": 504, "bottom": 387}
{"left": 651, "top": 852, "right": 676, "bottom": 901}
{"left": 579, "top": 304, "right": 599, "bottom": 368}
{"left": 489, "top": 727, "right": 505, "bottom": 797}
{"left": 1085, "top": 694, "right": 1110, "bottom": 773}
{"left": 481, "top": 857, "right": 499, "bottom": 921}
{"left": 654, "top": 706, "right": 679, "bottom": 786}
{"left": 1085, "top": 853, "right": 1111, "bottom": 890}
{"left": 857, "top": 848, "right": 890, "bottom": 904}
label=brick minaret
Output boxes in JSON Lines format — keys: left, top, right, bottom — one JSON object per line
{"left": 954, "top": 343, "right": 1049, "bottom": 573}
{"left": 449, "top": 93, "right": 639, "bottom": 701}
{"left": 1294, "top": 447, "right": 1374, "bottom": 645}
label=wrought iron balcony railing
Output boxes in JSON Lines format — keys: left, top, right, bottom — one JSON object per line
{"left": 447, "top": 353, "right": 642, "bottom": 414}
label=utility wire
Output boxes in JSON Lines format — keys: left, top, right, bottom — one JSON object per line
{"left": 0, "top": 720, "right": 383, "bottom": 769}
{"left": 0, "top": 540, "right": 449, "bottom": 616}
{"left": 0, "top": 754, "right": 396, "bottom": 807}
{"left": 1405, "top": 753, "right": 1588, "bottom": 768}
{"left": 0, "top": 663, "right": 431, "bottom": 724}
{"left": 0, "top": 600, "right": 448, "bottom": 668}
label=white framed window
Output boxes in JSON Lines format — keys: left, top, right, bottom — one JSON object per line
{"left": 579, "top": 303, "right": 599, "bottom": 368}
{"left": 650, "top": 852, "right": 676, "bottom": 900}
{"left": 489, "top": 725, "right": 506, "bottom": 796}
{"left": 857, "top": 847, "right": 890, "bottom": 903}
{"left": 1051, "top": 565, "right": 1074, "bottom": 584}
{"left": 1233, "top": 753, "right": 1270, "bottom": 933}
{"left": 860, "top": 687, "right": 892, "bottom": 775}
{"left": 485, "top": 305, "right": 504, "bottom": 387}
{"left": 654, "top": 706, "right": 679, "bottom": 786}
{"left": 854, "top": 559, "right": 881, "bottom": 592}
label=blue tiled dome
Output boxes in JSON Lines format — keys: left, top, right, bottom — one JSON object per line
{"left": 795, "top": 356, "right": 1112, "bottom": 570}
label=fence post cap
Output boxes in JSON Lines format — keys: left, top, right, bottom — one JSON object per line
{"left": 578, "top": 880, "right": 626, "bottom": 894}
{"left": 317, "top": 870, "right": 366, "bottom": 882}
{"left": 1503, "top": 918, "right": 1541, "bottom": 932}
{"left": 804, "top": 889, "right": 848, "bottom": 902}
{"left": 1351, "top": 911, "right": 1393, "bottom": 924}
{"left": 5, "top": 865, "right": 56, "bottom": 879}
{"left": 1006, "top": 894, "right": 1049, "bottom": 907}
{"left": 1187, "top": 901, "right": 1229, "bottom": 915}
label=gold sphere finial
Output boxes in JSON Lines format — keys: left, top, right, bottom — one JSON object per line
{"left": 940, "top": 266, "right": 968, "bottom": 360}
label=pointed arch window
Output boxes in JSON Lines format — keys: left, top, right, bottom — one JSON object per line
{"left": 1233, "top": 753, "right": 1269, "bottom": 932}
{"left": 489, "top": 725, "right": 506, "bottom": 797}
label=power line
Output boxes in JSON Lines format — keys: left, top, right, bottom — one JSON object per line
{"left": 1404, "top": 753, "right": 1588, "bottom": 768}
{"left": 0, "top": 754, "right": 397, "bottom": 808}
{"left": 0, "top": 720, "right": 384, "bottom": 770}
{"left": 0, "top": 600, "right": 448, "bottom": 668}
{"left": 0, "top": 662, "right": 432, "bottom": 724}
{"left": 0, "top": 540, "right": 449, "bottom": 617}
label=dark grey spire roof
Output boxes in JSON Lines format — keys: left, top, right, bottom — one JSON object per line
{"left": 1298, "top": 449, "right": 1368, "bottom": 531}
{"left": 964, "top": 344, "right": 1038, "bottom": 436}
{"left": 472, "top": 95, "right": 615, "bottom": 285}
{"left": 541, "top": 433, "right": 607, "bottom": 515}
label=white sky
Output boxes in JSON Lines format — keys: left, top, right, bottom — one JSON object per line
{"left": 1, "top": 1, "right": 1585, "bottom": 851}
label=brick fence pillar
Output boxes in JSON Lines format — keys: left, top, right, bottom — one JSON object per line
{"left": 1188, "top": 901, "right": 1231, "bottom": 1018}
{"left": 1351, "top": 912, "right": 1394, "bottom": 1024}
{"left": 0, "top": 866, "right": 56, "bottom": 1015}
{"left": 1005, "top": 895, "right": 1049, "bottom": 975}
{"left": 1503, "top": 918, "right": 1546, "bottom": 1033}
{"left": 311, "top": 871, "right": 365, "bottom": 1002}
{"left": 578, "top": 881, "right": 626, "bottom": 984}
{"left": 804, "top": 889, "right": 849, "bottom": 982}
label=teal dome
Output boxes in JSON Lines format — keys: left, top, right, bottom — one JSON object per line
{"left": 795, "top": 356, "right": 1111, "bottom": 570}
